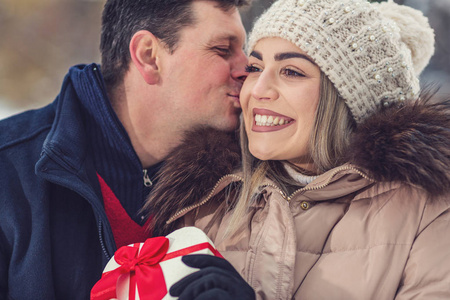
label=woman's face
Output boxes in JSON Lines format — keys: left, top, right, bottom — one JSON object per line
{"left": 240, "top": 37, "right": 321, "bottom": 171}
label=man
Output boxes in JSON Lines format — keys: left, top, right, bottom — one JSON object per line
{"left": 0, "top": 0, "right": 248, "bottom": 298}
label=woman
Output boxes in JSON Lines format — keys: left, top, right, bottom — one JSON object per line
{"left": 145, "top": 0, "right": 450, "bottom": 299}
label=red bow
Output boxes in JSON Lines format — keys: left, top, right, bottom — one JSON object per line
{"left": 91, "top": 236, "right": 223, "bottom": 300}
{"left": 91, "top": 236, "right": 169, "bottom": 300}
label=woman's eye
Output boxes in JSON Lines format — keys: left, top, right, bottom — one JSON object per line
{"left": 282, "top": 68, "right": 304, "bottom": 77}
{"left": 245, "top": 65, "right": 261, "bottom": 73}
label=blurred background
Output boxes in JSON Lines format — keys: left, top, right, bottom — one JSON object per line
{"left": 1, "top": 0, "right": 449, "bottom": 119}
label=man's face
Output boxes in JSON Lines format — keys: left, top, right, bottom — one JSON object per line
{"left": 159, "top": 1, "right": 248, "bottom": 132}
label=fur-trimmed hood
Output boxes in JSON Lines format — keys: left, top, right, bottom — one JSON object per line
{"left": 347, "top": 95, "right": 450, "bottom": 195}
{"left": 144, "top": 96, "right": 450, "bottom": 235}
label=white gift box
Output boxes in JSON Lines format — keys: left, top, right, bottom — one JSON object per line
{"left": 91, "top": 226, "right": 222, "bottom": 300}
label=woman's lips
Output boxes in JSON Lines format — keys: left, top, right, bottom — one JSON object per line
{"left": 252, "top": 108, "right": 294, "bottom": 132}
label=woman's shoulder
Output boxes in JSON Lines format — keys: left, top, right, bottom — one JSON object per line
{"left": 355, "top": 179, "right": 450, "bottom": 225}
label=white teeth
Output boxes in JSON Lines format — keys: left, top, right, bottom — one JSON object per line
{"left": 261, "top": 115, "right": 268, "bottom": 124}
{"left": 254, "top": 114, "right": 291, "bottom": 126}
{"left": 273, "top": 117, "right": 279, "bottom": 125}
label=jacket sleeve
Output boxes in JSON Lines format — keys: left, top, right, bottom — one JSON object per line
{"left": 395, "top": 202, "right": 450, "bottom": 299}
{"left": 0, "top": 229, "right": 8, "bottom": 299}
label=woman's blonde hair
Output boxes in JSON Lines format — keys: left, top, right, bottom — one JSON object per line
{"left": 228, "top": 72, "right": 355, "bottom": 232}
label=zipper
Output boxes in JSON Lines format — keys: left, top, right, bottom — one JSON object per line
{"left": 166, "top": 174, "right": 243, "bottom": 224}
{"left": 143, "top": 169, "right": 153, "bottom": 187}
{"left": 287, "top": 165, "right": 371, "bottom": 201}
{"left": 98, "top": 220, "right": 111, "bottom": 260}
{"left": 166, "top": 165, "right": 371, "bottom": 223}
{"left": 260, "top": 183, "right": 288, "bottom": 200}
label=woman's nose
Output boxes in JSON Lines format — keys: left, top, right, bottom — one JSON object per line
{"left": 251, "top": 71, "right": 278, "bottom": 101}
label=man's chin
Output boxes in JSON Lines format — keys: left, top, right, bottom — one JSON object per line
{"left": 212, "top": 115, "right": 241, "bottom": 132}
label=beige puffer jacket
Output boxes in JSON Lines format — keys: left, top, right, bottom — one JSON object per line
{"left": 145, "top": 98, "right": 450, "bottom": 299}
{"left": 174, "top": 166, "right": 450, "bottom": 299}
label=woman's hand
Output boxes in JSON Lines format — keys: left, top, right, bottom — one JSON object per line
{"left": 170, "top": 254, "right": 256, "bottom": 300}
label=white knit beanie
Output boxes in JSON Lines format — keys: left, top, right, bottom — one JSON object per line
{"left": 247, "top": 0, "right": 435, "bottom": 123}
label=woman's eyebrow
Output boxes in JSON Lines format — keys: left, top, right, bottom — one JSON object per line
{"left": 250, "top": 50, "right": 316, "bottom": 65}
{"left": 249, "top": 50, "right": 262, "bottom": 60}
{"left": 275, "top": 52, "right": 316, "bottom": 65}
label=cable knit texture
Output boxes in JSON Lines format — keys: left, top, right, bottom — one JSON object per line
{"left": 247, "top": 0, "right": 435, "bottom": 123}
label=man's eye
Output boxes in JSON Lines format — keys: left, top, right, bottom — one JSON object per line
{"left": 214, "top": 47, "right": 231, "bottom": 56}
{"left": 245, "top": 65, "right": 261, "bottom": 73}
{"left": 282, "top": 68, "right": 304, "bottom": 77}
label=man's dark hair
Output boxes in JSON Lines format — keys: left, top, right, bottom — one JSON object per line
{"left": 100, "top": 0, "right": 248, "bottom": 89}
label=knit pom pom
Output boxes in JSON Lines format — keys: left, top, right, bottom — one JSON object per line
{"left": 376, "top": 1, "right": 435, "bottom": 75}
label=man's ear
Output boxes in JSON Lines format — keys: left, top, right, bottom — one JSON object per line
{"left": 129, "top": 30, "right": 162, "bottom": 85}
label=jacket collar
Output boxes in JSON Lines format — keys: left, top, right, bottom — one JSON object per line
{"left": 35, "top": 64, "right": 146, "bottom": 215}
{"left": 35, "top": 63, "right": 117, "bottom": 253}
{"left": 36, "top": 64, "right": 99, "bottom": 190}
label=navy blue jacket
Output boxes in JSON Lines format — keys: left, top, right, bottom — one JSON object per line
{"left": 0, "top": 64, "right": 155, "bottom": 299}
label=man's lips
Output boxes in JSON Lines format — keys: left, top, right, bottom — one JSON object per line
{"left": 251, "top": 108, "right": 294, "bottom": 132}
{"left": 227, "top": 93, "right": 241, "bottom": 106}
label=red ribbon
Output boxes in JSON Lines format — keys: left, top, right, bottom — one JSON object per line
{"left": 91, "top": 236, "right": 169, "bottom": 300}
{"left": 91, "top": 237, "right": 223, "bottom": 300}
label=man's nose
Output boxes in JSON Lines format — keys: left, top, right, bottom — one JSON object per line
{"left": 231, "top": 50, "right": 248, "bottom": 83}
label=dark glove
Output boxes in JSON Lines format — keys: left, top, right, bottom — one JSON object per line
{"left": 169, "top": 254, "right": 256, "bottom": 300}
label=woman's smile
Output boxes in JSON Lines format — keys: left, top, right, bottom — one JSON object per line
{"left": 252, "top": 108, "right": 295, "bottom": 132}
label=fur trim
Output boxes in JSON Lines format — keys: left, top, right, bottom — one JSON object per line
{"left": 348, "top": 94, "right": 450, "bottom": 196}
{"left": 144, "top": 127, "right": 241, "bottom": 236}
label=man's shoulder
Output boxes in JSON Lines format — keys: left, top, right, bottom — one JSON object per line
{"left": 0, "top": 102, "right": 56, "bottom": 152}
